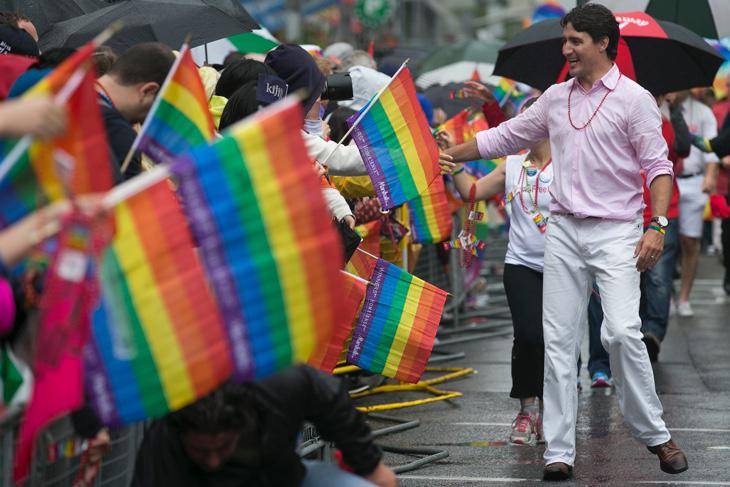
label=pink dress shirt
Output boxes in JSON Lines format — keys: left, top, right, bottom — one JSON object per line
{"left": 476, "top": 64, "right": 673, "bottom": 221}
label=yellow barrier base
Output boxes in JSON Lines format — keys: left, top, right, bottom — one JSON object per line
{"left": 333, "top": 366, "right": 476, "bottom": 413}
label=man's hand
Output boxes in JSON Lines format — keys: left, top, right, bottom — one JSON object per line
{"left": 363, "top": 461, "right": 398, "bottom": 487}
{"left": 702, "top": 173, "right": 716, "bottom": 193}
{"left": 0, "top": 96, "right": 67, "bottom": 140}
{"left": 438, "top": 151, "right": 455, "bottom": 174}
{"left": 634, "top": 229, "right": 665, "bottom": 272}
{"left": 462, "top": 80, "right": 495, "bottom": 105}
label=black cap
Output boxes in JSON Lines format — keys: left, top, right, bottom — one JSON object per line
{"left": 265, "top": 44, "right": 325, "bottom": 115}
{"left": 0, "top": 25, "right": 39, "bottom": 58}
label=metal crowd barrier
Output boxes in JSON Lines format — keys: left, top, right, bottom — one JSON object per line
{"left": 0, "top": 411, "right": 145, "bottom": 487}
{"left": 411, "top": 214, "right": 513, "bottom": 348}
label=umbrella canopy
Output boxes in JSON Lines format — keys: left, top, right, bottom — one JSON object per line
{"left": 415, "top": 40, "right": 502, "bottom": 77}
{"left": 416, "top": 61, "right": 500, "bottom": 89}
{"left": 494, "top": 12, "right": 724, "bottom": 95}
{"left": 39, "top": 0, "right": 259, "bottom": 52}
{"left": 423, "top": 82, "right": 474, "bottom": 118}
{"left": 0, "top": 0, "right": 109, "bottom": 37}
{"left": 645, "top": 0, "right": 730, "bottom": 39}
{"left": 557, "top": 0, "right": 730, "bottom": 39}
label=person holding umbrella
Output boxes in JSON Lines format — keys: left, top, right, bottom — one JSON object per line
{"left": 440, "top": 3, "right": 687, "bottom": 481}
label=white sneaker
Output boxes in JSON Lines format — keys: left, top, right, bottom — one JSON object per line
{"left": 677, "top": 301, "right": 694, "bottom": 317}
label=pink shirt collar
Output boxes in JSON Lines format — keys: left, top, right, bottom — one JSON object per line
{"left": 572, "top": 63, "right": 621, "bottom": 93}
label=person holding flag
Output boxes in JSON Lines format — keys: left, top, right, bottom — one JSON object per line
{"left": 440, "top": 3, "right": 687, "bottom": 480}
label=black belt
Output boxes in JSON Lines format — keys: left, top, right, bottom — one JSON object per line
{"left": 677, "top": 172, "right": 703, "bottom": 179}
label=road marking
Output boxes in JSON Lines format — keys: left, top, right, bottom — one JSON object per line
{"left": 630, "top": 482, "right": 730, "bottom": 486}
{"left": 397, "top": 476, "right": 730, "bottom": 485}
{"left": 399, "top": 475, "right": 530, "bottom": 483}
{"left": 451, "top": 422, "right": 511, "bottom": 426}
{"left": 670, "top": 428, "right": 730, "bottom": 433}
{"left": 449, "top": 425, "right": 730, "bottom": 433}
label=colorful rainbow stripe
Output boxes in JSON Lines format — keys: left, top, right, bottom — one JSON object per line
{"left": 348, "top": 67, "right": 440, "bottom": 210}
{"left": 308, "top": 272, "right": 367, "bottom": 373}
{"left": 0, "top": 43, "right": 112, "bottom": 228}
{"left": 137, "top": 46, "right": 216, "bottom": 164}
{"left": 407, "top": 176, "right": 452, "bottom": 244}
{"left": 172, "top": 99, "right": 345, "bottom": 379}
{"left": 347, "top": 256, "right": 448, "bottom": 383}
{"left": 84, "top": 181, "right": 233, "bottom": 425}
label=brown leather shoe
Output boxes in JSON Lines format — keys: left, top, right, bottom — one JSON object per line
{"left": 543, "top": 462, "right": 573, "bottom": 481}
{"left": 647, "top": 439, "right": 688, "bottom": 474}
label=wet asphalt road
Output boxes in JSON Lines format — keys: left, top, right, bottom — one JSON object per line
{"left": 358, "top": 253, "right": 730, "bottom": 486}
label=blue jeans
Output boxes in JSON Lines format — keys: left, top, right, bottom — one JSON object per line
{"left": 587, "top": 282, "right": 610, "bottom": 377}
{"left": 639, "top": 218, "right": 679, "bottom": 341}
{"left": 300, "top": 461, "right": 376, "bottom": 487}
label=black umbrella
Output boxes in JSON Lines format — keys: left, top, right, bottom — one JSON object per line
{"left": 0, "top": 0, "right": 110, "bottom": 37}
{"left": 494, "top": 11, "right": 724, "bottom": 96}
{"left": 39, "top": 0, "right": 258, "bottom": 53}
{"left": 424, "top": 82, "right": 473, "bottom": 118}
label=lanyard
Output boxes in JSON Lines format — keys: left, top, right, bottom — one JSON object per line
{"left": 94, "top": 81, "right": 115, "bottom": 109}
{"left": 516, "top": 158, "right": 552, "bottom": 213}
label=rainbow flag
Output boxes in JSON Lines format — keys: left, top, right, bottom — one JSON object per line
{"left": 347, "top": 255, "right": 448, "bottom": 383}
{"left": 348, "top": 66, "right": 440, "bottom": 210}
{"left": 492, "top": 78, "right": 527, "bottom": 108}
{"left": 84, "top": 181, "right": 233, "bottom": 425}
{"left": 407, "top": 176, "right": 452, "bottom": 244}
{"left": 0, "top": 42, "right": 113, "bottom": 228}
{"left": 171, "top": 98, "right": 345, "bottom": 379}
{"left": 308, "top": 272, "right": 367, "bottom": 373}
{"left": 136, "top": 45, "right": 216, "bottom": 165}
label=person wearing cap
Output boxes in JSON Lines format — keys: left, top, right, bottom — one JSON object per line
{"left": 218, "top": 75, "right": 356, "bottom": 229}
{"left": 265, "top": 44, "right": 369, "bottom": 177}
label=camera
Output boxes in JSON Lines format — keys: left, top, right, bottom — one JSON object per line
{"left": 321, "top": 73, "right": 353, "bottom": 101}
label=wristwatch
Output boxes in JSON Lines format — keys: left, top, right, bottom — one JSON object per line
{"left": 650, "top": 216, "right": 669, "bottom": 228}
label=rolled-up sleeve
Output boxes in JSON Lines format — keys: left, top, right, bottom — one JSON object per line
{"left": 475, "top": 90, "right": 550, "bottom": 160}
{"left": 628, "top": 90, "right": 673, "bottom": 186}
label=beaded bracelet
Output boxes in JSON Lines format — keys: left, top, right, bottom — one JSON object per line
{"left": 648, "top": 224, "right": 666, "bottom": 235}
{"left": 452, "top": 166, "right": 465, "bottom": 176}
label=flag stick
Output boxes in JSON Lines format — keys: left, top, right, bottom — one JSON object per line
{"left": 319, "top": 59, "right": 409, "bottom": 167}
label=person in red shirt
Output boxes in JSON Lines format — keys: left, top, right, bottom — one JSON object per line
{"left": 639, "top": 93, "right": 690, "bottom": 361}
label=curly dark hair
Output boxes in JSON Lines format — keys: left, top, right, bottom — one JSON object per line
{"left": 168, "top": 382, "right": 259, "bottom": 436}
{"left": 0, "top": 11, "right": 28, "bottom": 27}
{"left": 561, "top": 3, "right": 619, "bottom": 61}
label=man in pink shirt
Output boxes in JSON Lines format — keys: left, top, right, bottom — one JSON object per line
{"left": 441, "top": 4, "right": 687, "bottom": 481}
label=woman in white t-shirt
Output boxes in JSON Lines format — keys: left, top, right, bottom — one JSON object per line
{"left": 448, "top": 97, "right": 552, "bottom": 446}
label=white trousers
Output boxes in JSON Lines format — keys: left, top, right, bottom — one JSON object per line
{"left": 542, "top": 214, "right": 671, "bottom": 466}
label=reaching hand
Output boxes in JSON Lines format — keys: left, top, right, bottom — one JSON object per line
{"left": 0, "top": 96, "right": 67, "bottom": 140}
{"left": 342, "top": 214, "right": 356, "bottom": 229}
{"left": 462, "top": 80, "right": 495, "bottom": 105}
{"left": 438, "top": 151, "right": 456, "bottom": 174}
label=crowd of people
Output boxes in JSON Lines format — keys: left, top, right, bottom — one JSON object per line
{"left": 0, "top": 2, "right": 728, "bottom": 484}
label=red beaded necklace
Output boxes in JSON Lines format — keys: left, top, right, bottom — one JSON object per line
{"left": 567, "top": 74, "right": 621, "bottom": 130}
